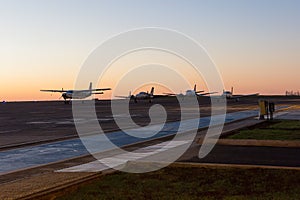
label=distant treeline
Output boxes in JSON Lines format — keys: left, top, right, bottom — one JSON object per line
{"left": 286, "top": 90, "right": 300, "bottom": 96}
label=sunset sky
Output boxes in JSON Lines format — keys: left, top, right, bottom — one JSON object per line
{"left": 1, "top": 0, "right": 299, "bottom": 101}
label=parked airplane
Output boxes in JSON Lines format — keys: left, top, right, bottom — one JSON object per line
{"left": 222, "top": 87, "right": 259, "bottom": 101}
{"left": 116, "top": 87, "right": 157, "bottom": 103}
{"left": 163, "top": 84, "right": 217, "bottom": 97}
{"left": 115, "top": 91, "right": 132, "bottom": 99}
{"left": 41, "top": 82, "right": 111, "bottom": 104}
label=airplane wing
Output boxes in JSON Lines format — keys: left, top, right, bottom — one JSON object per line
{"left": 76, "top": 88, "right": 111, "bottom": 92}
{"left": 162, "top": 92, "right": 177, "bottom": 96}
{"left": 40, "top": 89, "right": 67, "bottom": 93}
{"left": 115, "top": 95, "right": 131, "bottom": 98}
{"left": 233, "top": 93, "right": 259, "bottom": 98}
{"left": 197, "top": 92, "right": 218, "bottom": 96}
{"left": 153, "top": 94, "right": 170, "bottom": 98}
{"left": 91, "top": 88, "right": 111, "bottom": 91}
{"left": 195, "top": 90, "right": 205, "bottom": 94}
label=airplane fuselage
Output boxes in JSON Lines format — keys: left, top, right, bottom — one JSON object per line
{"left": 222, "top": 91, "right": 233, "bottom": 99}
{"left": 62, "top": 91, "right": 92, "bottom": 100}
{"left": 185, "top": 90, "right": 197, "bottom": 96}
{"left": 135, "top": 92, "right": 151, "bottom": 99}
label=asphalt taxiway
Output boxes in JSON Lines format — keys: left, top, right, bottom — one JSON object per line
{"left": 0, "top": 96, "right": 283, "bottom": 148}
{"left": 0, "top": 102, "right": 258, "bottom": 174}
{"left": 0, "top": 96, "right": 299, "bottom": 179}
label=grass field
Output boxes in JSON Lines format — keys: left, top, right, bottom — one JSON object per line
{"left": 228, "top": 120, "right": 300, "bottom": 140}
{"left": 56, "top": 165, "right": 300, "bottom": 200}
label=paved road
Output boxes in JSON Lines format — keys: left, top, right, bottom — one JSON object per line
{"left": 0, "top": 98, "right": 258, "bottom": 148}
{"left": 275, "top": 109, "right": 300, "bottom": 120}
{"left": 191, "top": 145, "right": 300, "bottom": 167}
{"left": 0, "top": 110, "right": 258, "bottom": 174}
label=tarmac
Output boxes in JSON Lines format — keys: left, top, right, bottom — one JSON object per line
{"left": 275, "top": 108, "right": 300, "bottom": 120}
{"left": 0, "top": 96, "right": 300, "bottom": 199}
{"left": 0, "top": 108, "right": 258, "bottom": 174}
{"left": 1, "top": 111, "right": 300, "bottom": 199}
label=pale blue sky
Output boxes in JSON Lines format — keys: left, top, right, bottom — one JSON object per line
{"left": 0, "top": 0, "right": 299, "bottom": 100}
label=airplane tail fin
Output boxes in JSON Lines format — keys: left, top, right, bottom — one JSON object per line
{"left": 150, "top": 87, "right": 154, "bottom": 96}
{"left": 231, "top": 87, "right": 234, "bottom": 95}
{"left": 194, "top": 84, "right": 196, "bottom": 92}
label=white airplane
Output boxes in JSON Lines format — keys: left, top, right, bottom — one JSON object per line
{"left": 41, "top": 82, "right": 111, "bottom": 104}
{"left": 115, "top": 91, "right": 132, "bottom": 99}
{"left": 222, "top": 87, "right": 259, "bottom": 101}
{"left": 116, "top": 87, "right": 157, "bottom": 103}
{"left": 163, "top": 84, "right": 217, "bottom": 97}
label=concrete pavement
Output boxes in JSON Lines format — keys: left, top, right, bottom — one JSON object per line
{"left": 0, "top": 109, "right": 258, "bottom": 174}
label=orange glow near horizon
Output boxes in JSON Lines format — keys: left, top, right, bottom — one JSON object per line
{"left": 1, "top": 68, "right": 299, "bottom": 102}
{"left": 1, "top": 65, "right": 299, "bottom": 102}
{"left": 1, "top": 48, "right": 299, "bottom": 101}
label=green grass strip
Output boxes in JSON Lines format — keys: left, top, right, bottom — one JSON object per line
{"left": 56, "top": 166, "right": 300, "bottom": 200}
